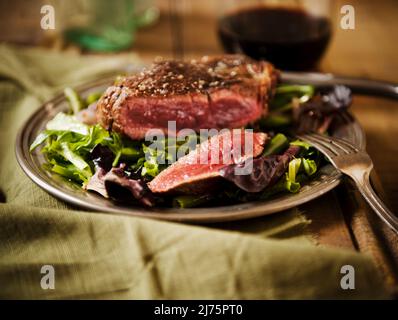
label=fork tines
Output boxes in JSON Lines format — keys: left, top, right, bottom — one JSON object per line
{"left": 297, "top": 133, "right": 359, "bottom": 160}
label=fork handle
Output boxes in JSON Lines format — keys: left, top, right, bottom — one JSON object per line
{"left": 352, "top": 171, "right": 398, "bottom": 233}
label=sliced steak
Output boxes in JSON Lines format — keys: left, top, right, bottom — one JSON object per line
{"left": 97, "top": 55, "right": 278, "bottom": 140}
{"left": 148, "top": 130, "right": 268, "bottom": 194}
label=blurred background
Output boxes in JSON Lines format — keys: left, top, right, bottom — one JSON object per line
{"left": 0, "top": 0, "right": 396, "bottom": 79}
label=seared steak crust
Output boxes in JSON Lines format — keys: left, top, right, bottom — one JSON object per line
{"left": 97, "top": 55, "right": 278, "bottom": 139}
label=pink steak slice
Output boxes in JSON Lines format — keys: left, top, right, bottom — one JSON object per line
{"left": 148, "top": 130, "right": 268, "bottom": 194}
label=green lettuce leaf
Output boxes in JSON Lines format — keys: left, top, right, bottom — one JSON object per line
{"left": 30, "top": 111, "right": 136, "bottom": 185}
{"left": 290, "top": 139, "right": 312, "bottom": 150}
{"left": 46, "top": 112, "right": 88, "bottom": 135}
{"left": 64, "top": 87, "right": 85, "bottom": 114}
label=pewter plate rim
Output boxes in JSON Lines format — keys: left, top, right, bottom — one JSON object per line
{"left": 15, "top": 75, "right": 366, "bottom": 223}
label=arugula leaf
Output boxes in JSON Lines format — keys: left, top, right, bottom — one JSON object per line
{"left": 283, "top": 156, "right": 317, "bottom": 193}
{"left": 263, "top": 133, "right": 289, "bottom": 156}
{"left": 260, "top": 113, "right": 292, "bottom": 128}
{"left": 173, "top": 195, "right": 212, "bottom": 208}
{"left": 64, "top": 87, "right": 85, "bottom": 114}
{"left": 259, "top": 152, "right": 319, "bottom": 199}
{"left": 141, "top": 158, "right": 160, "bottom": 178}
{"left": 275, "top": 84, "right": 314, "bottom": 98}
{"left": 139, "top": 135, "right": 197, "bottom": 179}
{"left": 30, "top": 111, "right": 135, "bottom": 185}
{"left": 302, "top": 158, "right": 317, "bottom": 176}
{"left": 58, "top": 142, "right": 91, "bottom": 173}
{"left": 290, "top": 139, "right": 312, "bottom": 150}
{"left": 30, "top": 131, "right": 57, "bottom": 151}
{"left": 271, "top": 85, "right": 315, "bottom": 111}
{"left": 46, "top": 112, "right": 88, "bottom": 135}
{"left": 86, "top": 92, "right": 103, "bottom": 105}
{"left": 51, "top": 163, "right": 88, "bottom": 183}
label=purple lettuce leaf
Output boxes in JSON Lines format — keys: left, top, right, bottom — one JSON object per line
{"left": 294, "top": 85, "right": 352, "bottom": 133}
{"left": 90, "top": 145, "right": 115, "bottom": 172}
{"left": 219, "top": 145, "right": 300, "bottom": 193}
{"left": 86, "top": 163, "right": 155, "bottom": 207}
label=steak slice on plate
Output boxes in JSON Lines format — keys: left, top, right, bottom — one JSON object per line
{"left": 148, "top": 130, "right": 268, "bottom": 194}
{"left": 97, "top": 55, "right": 278, "bottom": 140}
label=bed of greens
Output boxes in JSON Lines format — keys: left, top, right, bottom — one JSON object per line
{"left": 30, "top": 83, "right": 352, "bottom": 208}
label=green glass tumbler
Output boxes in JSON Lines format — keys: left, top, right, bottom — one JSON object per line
{"left": 61, "top": 0, "right": 158, "bottom": 52}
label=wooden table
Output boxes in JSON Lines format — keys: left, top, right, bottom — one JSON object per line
{"left": 1, "top": 0, "right": 397, "bottom": 294}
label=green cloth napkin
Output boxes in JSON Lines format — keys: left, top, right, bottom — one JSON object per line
{"left": 0, "top": 44, "right": 388, "bottom": 299}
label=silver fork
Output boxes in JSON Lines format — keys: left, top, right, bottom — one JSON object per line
{"left": 297, "top": 133, "right": 398, "bottom": 233}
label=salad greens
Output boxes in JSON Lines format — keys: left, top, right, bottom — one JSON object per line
{"left": 262, "top": 133, "right": 289, "bottom": 156}
{"left": 139, "top": 135, "right": 196, "bottom": 178}
{"left": 30, "top": 112, "right": 195, "bottom": 185}
{"left": 259, "top": 84, "right": 315, "bottom": 129}
{"left": 30, "top": 85, "right": 330, "bottom": 208}
{"left": 172, "top": 194, "right": 213, "bottom": 209}
{"left": 64, "top": 87, "right": 85, "bottom": 115}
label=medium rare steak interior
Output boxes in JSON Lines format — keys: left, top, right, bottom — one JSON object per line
{"left": 97, "top": 55, "right": 278, "bottom": 139}
{"left": 148, "top": 130, "right": 268, "bottom": 194}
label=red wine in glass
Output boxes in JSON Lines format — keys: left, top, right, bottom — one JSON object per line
{"left": 218, "top": 6, "right": 332, "bottom": 70}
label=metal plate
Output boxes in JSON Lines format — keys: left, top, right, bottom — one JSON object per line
{"left": 15, "top": 75, "right": 366, "bottom": 223}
